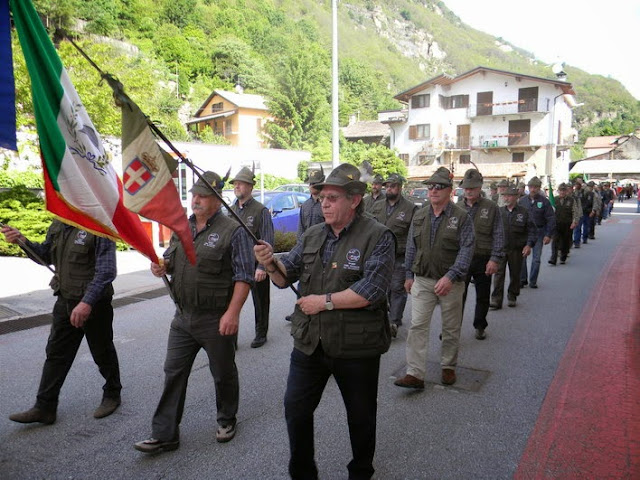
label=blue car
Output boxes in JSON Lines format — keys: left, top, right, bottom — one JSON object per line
{"left": 251, "top": 191, "right": 311, "bottom": 234}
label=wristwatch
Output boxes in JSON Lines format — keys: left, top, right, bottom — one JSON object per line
{"left": 325, "top": 293, "right": 335, "bottom": 311}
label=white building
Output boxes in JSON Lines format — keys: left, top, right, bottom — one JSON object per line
{"left": 383, "top": 66, "right": 578, "bottom": 184}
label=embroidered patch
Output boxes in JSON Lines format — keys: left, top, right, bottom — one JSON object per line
{"left": 74, "top": 230, "right": 87, "bottom": 245}
{"left": 536, "top": 202, "right": 543, "bottom": 208}
{"left": 343, "top": 248, "right": 362, "bottom": 271}
{"left": 516, "top": 213, "right": 524, "bottom": 223}
{"left": 204, "top": 233, "right": 220, "bottom": 248}
{"left": 447, "top": 216, "right": 459, "bottom": 229}
{"left": 480, "top": 208, "right": 489, "bottom": 219}
{"left": 246, "top": 215, "right": 254, "bottom": 227}
{"left": 396, "top": 211, "right": 406, "bottom": 220}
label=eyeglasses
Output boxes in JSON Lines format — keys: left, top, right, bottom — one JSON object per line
{"left": 426, "top": 184, "right": 449, "bottom": 191}
{"left": 318, "top": 194, "right": 346, "bottom": 203}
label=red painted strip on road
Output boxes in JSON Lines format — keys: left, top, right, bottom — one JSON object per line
{"left": 515, "top": 224, "right": 640, "bottom": 479}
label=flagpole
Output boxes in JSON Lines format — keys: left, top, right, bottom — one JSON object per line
{"left": 64, "top": 35, "right": 300, "bottom": 297}
{"left": 0, "top": 222, "right": 56, "bottom": 274}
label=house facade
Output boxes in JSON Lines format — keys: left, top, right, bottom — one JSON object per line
{"left": 186, "top": 89, "right": 272, "bottom": 148}
{"left": 570, "top": 133, "right": 640, "bottom": 180}
{"left": 383, "top": 67, "right": 578, "bottom": 184}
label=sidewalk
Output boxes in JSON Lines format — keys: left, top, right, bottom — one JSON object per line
{"left": 0, "top": 250, "right": 165, "bottom": 329}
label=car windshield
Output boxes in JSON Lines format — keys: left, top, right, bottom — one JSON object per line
{"left": 252, "top": 192, "right": 296, "bottom": 211}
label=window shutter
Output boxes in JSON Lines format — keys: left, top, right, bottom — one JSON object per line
{"left": 409, "top": 125, "right": 417, "bottom": 140}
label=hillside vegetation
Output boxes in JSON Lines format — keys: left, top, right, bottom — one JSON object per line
{"left": 11, "top": 0, "right": 640, "bottom": 160}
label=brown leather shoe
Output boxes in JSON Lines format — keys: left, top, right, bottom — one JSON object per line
{"left": 9, "top": 407, "right": 56, "bottom": 425}
{"left": 441, "top": 369, "right": 456, "bottom": 386}
{"left": 394, "top": 374, "right": 424, "bottom": 389}
{"left": 94, "top": 397, "right": 121, "bottom": 419}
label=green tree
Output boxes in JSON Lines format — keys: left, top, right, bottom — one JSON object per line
{"left": 340, "top": 140, "right": 407, "bottom": 180}
{"left": 263, "top": 48, "right": 331, "bottom": 150}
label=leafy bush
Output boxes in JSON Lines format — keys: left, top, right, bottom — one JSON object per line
{"left": 274, "top": 230, "right": 297, "bottom": 253}
{"left": 0, "top": 186, "right": 51, "bottom": 256}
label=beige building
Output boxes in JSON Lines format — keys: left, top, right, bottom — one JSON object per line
{"left": 186, "top": 89, "right": 272, "bottom": 148}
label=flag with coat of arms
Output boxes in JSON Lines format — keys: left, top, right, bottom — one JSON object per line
{"left": 10, "top": 0, "right": 159, "bottom": 262}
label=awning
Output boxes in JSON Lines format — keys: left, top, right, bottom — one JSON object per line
{"left": 185, "top": 110, "right": 235, "bottom": 125}
{"left": 569, "top": 159, "right": 640, "bottom": 175}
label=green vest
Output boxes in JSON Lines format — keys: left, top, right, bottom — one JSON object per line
{"left": 290, "top": 215, "right": 392, "bottom": 359}
{"left": 370, "top": 196, "right": 416, "bottom": 257}
{"left": 555, "top": 196, "right": 575, "bottom": 224}
{"left": 458, "top": 197, "right": 498, "bottom": 257}
{"left": 167, "top": 213, "right": 238, "bottom": 313}
{"left": 363, "top": 193, "right": 386, "bottom": 213}
{"left": 411, "top": 203, "right": 470, "bottom": 280}
{"left": 49, "top": 220, "right": 113, "bottom": 301}
{"left": 500, "top": 205, "right": 529, "bottom": 250}
{"left": 231, "top": 197, "right": 266, "bottom": 239}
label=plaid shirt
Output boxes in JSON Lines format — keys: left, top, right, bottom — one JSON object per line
{"left": 297, "top": 196, "right": 324, "bottom": 240}
{"left": 405, "top": 202, "right": 475, "bottom": 282}
{"left": 281, "top": 217, "right": 395, "bottom": 304}
{"left": 26, "top": 223, "right": 116, "bottom": 306}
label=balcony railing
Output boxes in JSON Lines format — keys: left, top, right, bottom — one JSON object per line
{"left": 475, "top": 132, "right": 546, "bottom": 148}
{"left": 468, "top": 97, "right": 551, "bottom": 118}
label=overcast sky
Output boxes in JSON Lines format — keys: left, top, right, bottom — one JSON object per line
{"left": 442, "top": 0, "right": 640, "bottom": 100}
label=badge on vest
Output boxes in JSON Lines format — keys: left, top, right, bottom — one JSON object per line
{"left": 396, "top": 211, "right": 406, "bottom": 220}
{"left": 204, "top": 233, "right": 220, "bottom": 248}
{"left": 246, "top": 216, "right": 254, "bottom": 227}
{"left": 74, "top": 231, "right": 87, "bottom": 245}
{"left": 343, "top": 248, "right": 362, "bottom": 271}
{"left": 480, "top": 208, "right": 489, "bottom": 219}
{"left": 536, "top": 202, "right": 543, "bottom": 208}
{"left": 446, "top": 216, "right": 459, "bottom": 229}
{"left": 516, "top": 213, "right": 524, "bottom": 223}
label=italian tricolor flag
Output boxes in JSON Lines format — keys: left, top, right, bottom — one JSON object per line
{"left": 11, "top": 0, "right": 158, "bottom": 263}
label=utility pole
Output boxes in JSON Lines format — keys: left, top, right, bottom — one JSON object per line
{"left": 331, "top": 0, "right": 339, "bottom": 168}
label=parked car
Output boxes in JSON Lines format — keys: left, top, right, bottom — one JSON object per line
{"left": 252, "top": 191, "right": 311, "bottom": 233}
{"left": 407, "top": 187, "right": 429, "bottom": 207}
{"left": 273, "top": 183, "right": 310, "bottom": 193}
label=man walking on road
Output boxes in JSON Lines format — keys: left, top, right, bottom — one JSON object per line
{"left": 135, "top": 171, "right": 253, "bottom": 454}
{"left": 254, "top": 163, "right": 395, "bottom": 480}
{"left": 394, "top": 167, "right": 474, "bottom": 388}
{"left": 370, "top": 173, "right": 417, "bottom": 337}
{"left": 457, "top": 168, "right": 505, "bottom": 340}
{"left": 491, "top": 184, "right": 535, "bottom": 309}
{"left": 518, "top": 176, "right": 555, "bottom": 288}
{"left": 363, "top": 174, "right": 386, "bottom": 213}
{"left": 2, "top": 220, "right": 121, "bottom": 425}
{"left": 230, "top": 166, "right": 274, "bottom": 348}
{"left": 549, "top": 183, "right": 579, "bottom": 266}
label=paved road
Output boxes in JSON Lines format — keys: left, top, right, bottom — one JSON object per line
{"left": 1, "top": 203, "right": 638, "bottom": 479}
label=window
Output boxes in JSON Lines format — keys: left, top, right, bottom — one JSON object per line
{"left": 512, "top": 152, "right": 525, "bottom": 163}
{"left": 411, "top": 94, "right": 430, "bottom": 109}
{"left": 459, "top": 154, "right": 471, "bottom": 164}
{"left": 211, "top": 102, "right": 223, "bottom": 113}
{"left": 439, "top": 94, "right": 469, "bottom": 109}
{"left": 225, "top": 118, "right": 232, "bottom": 136}
{"left": 518, "top": 87, "right": 538, "bottom": 113}
{"left": 399, "top": 153, "right": 409, "bottom": 165}
{"left": 409, "top": 124, "right": 430, "bottom": 140}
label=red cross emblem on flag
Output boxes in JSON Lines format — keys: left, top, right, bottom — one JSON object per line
{"left": 124, "top": 158, "right": 154, "bottom": 195}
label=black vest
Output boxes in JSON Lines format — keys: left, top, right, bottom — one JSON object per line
{"left": 458, "top": 197, "right": 498, "bottom": 257}
{"left": 167, "top": 213, "right": 238, "bottom": 313}
{"left": 500, "top": 205, "right": 529, "bottom": 250}
{"left": 50, "top": 220, "right": 114, "bottom": 301}
{"left": 290, "top": 215, "right": 392, "bottom": 359}
{"left": 411, "top": 203, "right": 471, "bottom": 279}
{"left": 231, "top": 197, "right": 267, "bottom": 239}
{"left": 555, "top": 196, "right": 575, "bottom": 225}
{"left": 370, "top": 196, "right": 416, "bottom": 257}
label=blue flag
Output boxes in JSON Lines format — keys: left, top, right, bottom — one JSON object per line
{"left": 0, "top": 0, "right": 17, "bottom": 151}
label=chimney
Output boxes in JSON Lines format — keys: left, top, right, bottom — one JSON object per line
{"left": 235, "top": 83, "right": 244, "bottom": 94}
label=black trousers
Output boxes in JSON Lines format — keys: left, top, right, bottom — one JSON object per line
{"left": 551, "top": 222, "right": 572, "bottom": 262}
{"left": 463, "top": 255, "right": 492, "bottom": 330}
{"left": 35, "top": 296, "right": 121, "bottom": 412}
{"left": 491, "top": 248, "right": 523, "bottom": 305}
{"left": 252, "top": 276, "right": 270, "bottom": 338}
{"left": 285, "top": 345, "right": 380, "bottom": 480}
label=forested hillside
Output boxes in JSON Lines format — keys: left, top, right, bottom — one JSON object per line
{"left": 12, "top": 0, "right": 640, "bottom": 162}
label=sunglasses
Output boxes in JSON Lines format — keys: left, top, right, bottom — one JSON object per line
{"left": 426, "top": 184, "right": 449, "bottom": 191}
{"left": 318, "top": 194, "right": 346, "bottom": 203}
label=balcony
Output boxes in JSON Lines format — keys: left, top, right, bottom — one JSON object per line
{"left": 468, "top": 97, "right": 551, "bottom": 118}
{"left": 474, "top": 132, "right": 546, "bottom": 151}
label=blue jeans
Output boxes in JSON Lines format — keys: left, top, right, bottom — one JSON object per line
{"left": 521, "top": 230, "right": 545, "bottom": 286}
{"left": 573, "top": 214, "right": 592, "bottom": 245}
{"left": 284, "top": 345, "right": 380, "bottom": 480}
